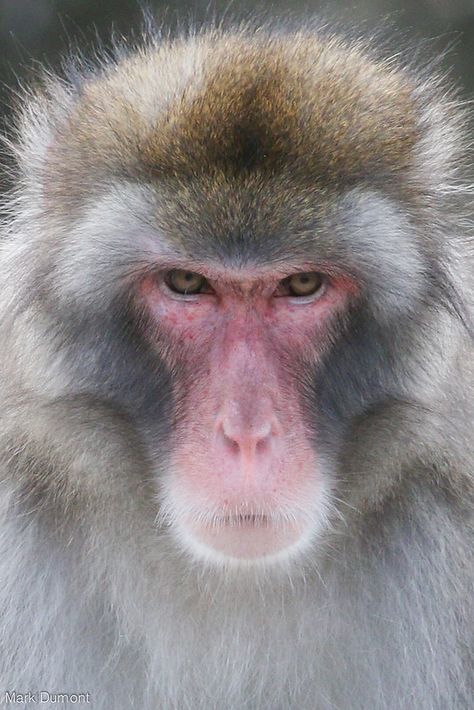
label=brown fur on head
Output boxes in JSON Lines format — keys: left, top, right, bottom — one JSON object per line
{"left": 140, "top": 35, "right": 417, "bottom": 184}
{"left": 20, "top": 26, "right": 462, "bottom": 217}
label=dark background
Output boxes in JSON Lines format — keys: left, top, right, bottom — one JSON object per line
{"left": 0, "top": 1, "right": 473, "bottom": 136}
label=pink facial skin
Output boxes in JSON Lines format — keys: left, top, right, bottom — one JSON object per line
{"left": 139, "top": 264, "right": 354, "bottom": 563}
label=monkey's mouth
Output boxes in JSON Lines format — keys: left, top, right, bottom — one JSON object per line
{"left": 217, "top": 513, "right": 271, "bottom": 527}
{"left": 181, "top": 510, "right": 306, "bottom": 562}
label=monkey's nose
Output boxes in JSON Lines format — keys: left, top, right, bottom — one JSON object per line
{"left": 215, "top": 399, "right": 278, "bottom": 460}
{"left": 219, "top": 417, "right": 273, "bottom": 457}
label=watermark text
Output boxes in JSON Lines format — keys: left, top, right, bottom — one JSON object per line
{"left": 1, "top": 691, "right": 91, "bottom": 705}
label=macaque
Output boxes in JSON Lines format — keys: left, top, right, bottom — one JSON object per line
{"left": 0, "top": 20, "right": 472, "bottom": 710}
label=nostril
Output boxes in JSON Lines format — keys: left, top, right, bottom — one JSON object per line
{"left": 221, "top": 430, "right": 240, "bottom": 455}
{"left": 256, "top": 437, "right": 269, "bottom": 455}
{"left": 216, "top": 419, "right": 240, "bottom": 454}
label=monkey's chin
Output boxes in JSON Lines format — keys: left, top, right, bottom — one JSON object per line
{"left": 179, "top": 515, "right": 311, "bottom": 565}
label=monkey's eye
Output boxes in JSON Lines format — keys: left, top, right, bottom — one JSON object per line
{"left": 276, "top": 272, "right": 325, "bottom": 298}
{"left": 164, "top": 269, "right": 210, "bottom": 295}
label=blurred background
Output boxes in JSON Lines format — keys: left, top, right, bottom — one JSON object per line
{"left": 0, "top": 0, "right": 473, "bottom": 122}
{"left": 1, "top": 1, "right": 474, "bottom": 87}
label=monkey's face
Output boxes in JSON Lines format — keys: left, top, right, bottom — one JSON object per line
{"left": 137, "top": 263, "right": 354, "bottom": 563}
{"left": 24, "top": 33, "right": 446, "bottom": 570}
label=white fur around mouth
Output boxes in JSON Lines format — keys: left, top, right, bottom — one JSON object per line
{"left": 166, "top": 479, "right": 331, "bottom": 567}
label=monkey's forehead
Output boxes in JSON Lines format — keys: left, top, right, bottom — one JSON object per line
{"left": 40, "top": 31, "right": 428, "bottom": 194}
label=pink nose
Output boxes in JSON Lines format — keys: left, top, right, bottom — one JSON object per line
{"left": 215, "top": 395, "right": 281, "bottom": 459}
{"left": 219, "top": 417, "right": 273, "bottom": 456}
